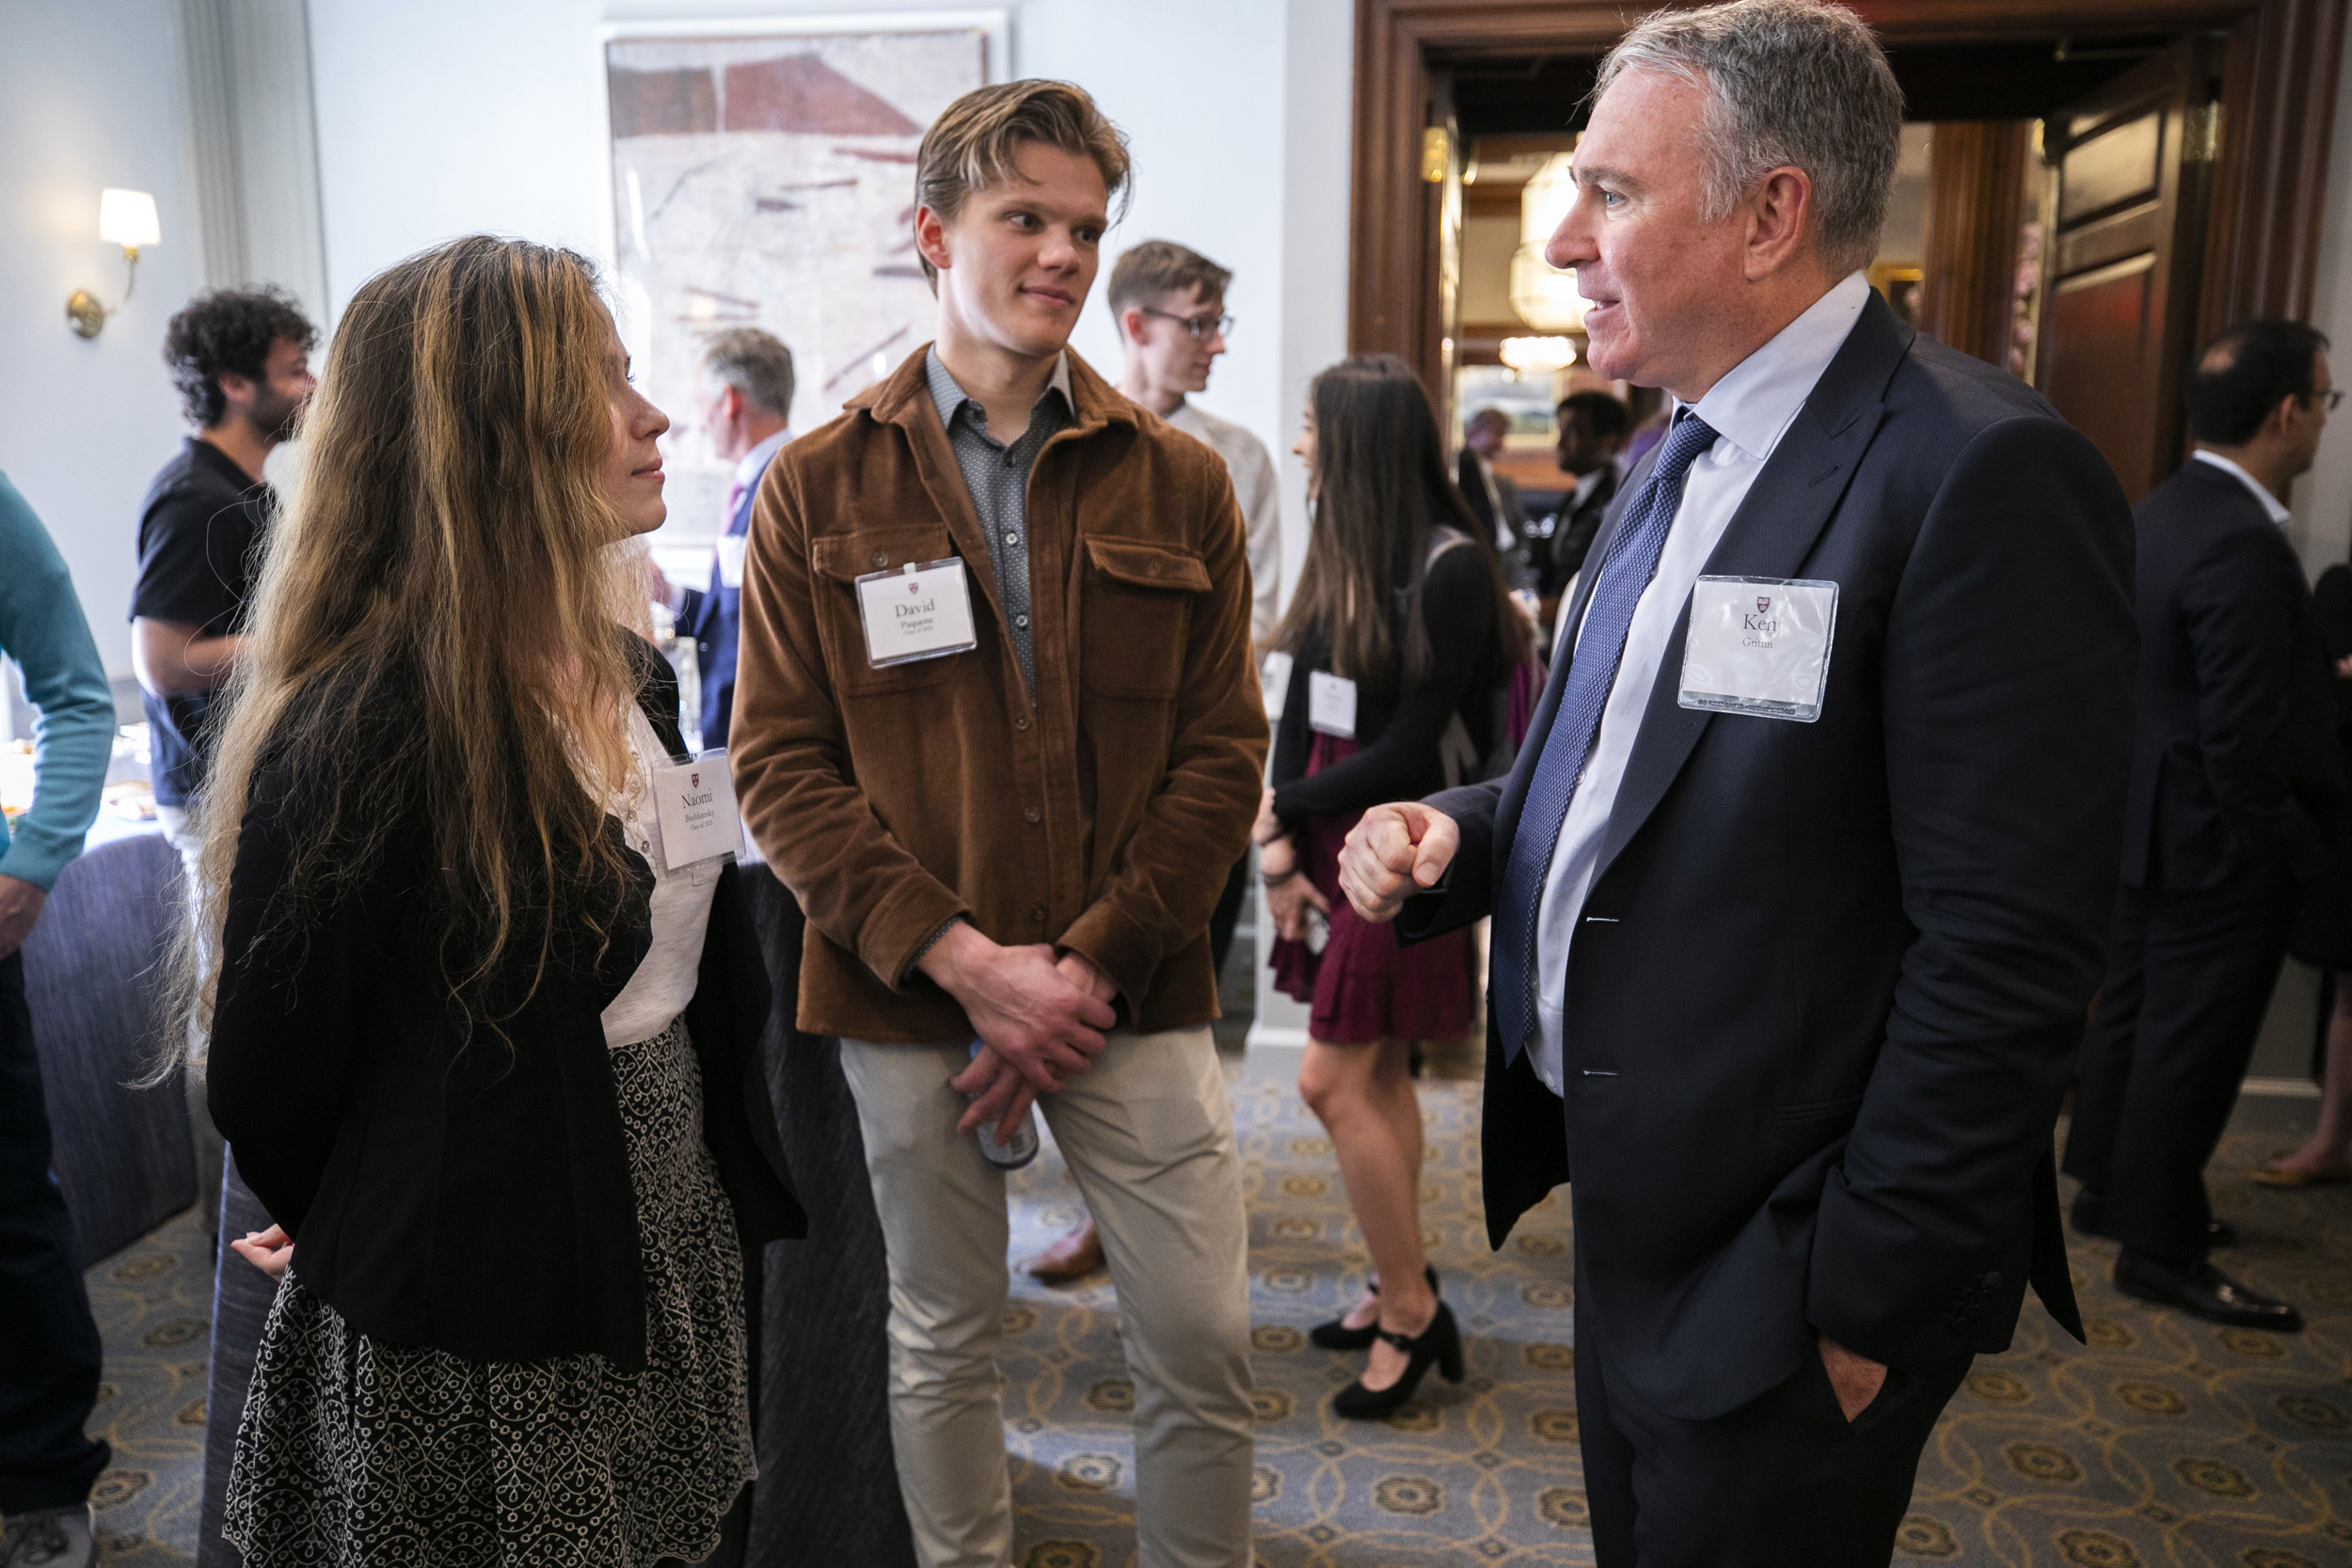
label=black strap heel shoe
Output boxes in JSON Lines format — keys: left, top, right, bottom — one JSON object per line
{"left": 1310, "top": 1265, "right": 1440, "bottom": 1351}
{"left": 1331, "top": 1298, "right": 1464, "bottom": 1419}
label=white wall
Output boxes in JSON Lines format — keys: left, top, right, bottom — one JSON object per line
{"left": 305, "top": 0, "right": 1354, "bottom": 609}
{"left": 0, "top": 0, "right": 210, "bottom": 682}
{"left": 2291, "top": 16, "right": 2352, "bottom": 583}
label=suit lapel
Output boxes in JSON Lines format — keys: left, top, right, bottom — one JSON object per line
{"left": 1588, "top": 295, "right": 1911, "bottom": 888}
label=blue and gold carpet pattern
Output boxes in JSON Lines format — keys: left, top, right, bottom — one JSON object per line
{"left": 71, "top": 1067, "right": 2352, "bottom": 1565}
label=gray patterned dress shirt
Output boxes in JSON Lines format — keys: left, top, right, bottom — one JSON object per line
{"left": 922, "top": 347, "right": 1073, "bottom": 700}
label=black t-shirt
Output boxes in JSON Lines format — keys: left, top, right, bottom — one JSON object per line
{"left": 131, "top": 437, "right": 272, "bottom": 805}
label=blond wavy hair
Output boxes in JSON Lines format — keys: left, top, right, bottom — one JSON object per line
{"left": 163, "top": 235, "right": 644, "bottom": 1069}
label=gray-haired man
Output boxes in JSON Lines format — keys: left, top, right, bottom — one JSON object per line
{"left": 1336, "top": 3, "right": 2134, "bottom": 1560}
{"left": 661, "top": 327, "right": 794, "bottom": 750}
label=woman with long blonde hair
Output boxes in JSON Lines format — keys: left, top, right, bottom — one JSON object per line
{"left": 185, "top": 235, "right": 803, "bottom": 1566}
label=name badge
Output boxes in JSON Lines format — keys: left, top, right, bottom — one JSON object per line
{"left": 855, "top": 558, "right": 978, "bottom": 668}
{"left": 1308, "top": 669, "right": 1358, "bottom": 737}
{"left": 651, "top": 749, "right": 742, "bottom": 870}
{"left": 716, "top": 534, "right": 748, "bottom": 590}
{"left": 1678, "top": 575, "right": 1837, "bottom": 722}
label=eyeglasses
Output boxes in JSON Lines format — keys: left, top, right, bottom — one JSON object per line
{"left": 2313, "top": 388, "right": 2346, "bottom": 412}
{"left": 1139, "top": 308, "right": 1234, "bottom": 341}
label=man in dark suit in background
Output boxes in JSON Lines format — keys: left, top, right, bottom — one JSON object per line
{"left": 664, "top": 327, "right": 793, "bottom": 751}
{"left": 1458, "top": 406, "right": 1537, "bottom": 592}
{"left": 1535, "top": 389, "right": 1629, "bottom": 632}
{"left": 1337, "top": 3, "right": 2135, "bottom": 1561}
{"left": 2064, "top": 321, "right": 2340, "bottom": 1330}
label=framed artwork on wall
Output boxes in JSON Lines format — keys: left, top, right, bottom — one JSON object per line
{"left": 598, "top": 11, "right": 1007, "bottom": 559}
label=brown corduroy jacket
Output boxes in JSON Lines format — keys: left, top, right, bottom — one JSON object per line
{"left": 730, "top": 346, "right": 1269, "bottom": 1043}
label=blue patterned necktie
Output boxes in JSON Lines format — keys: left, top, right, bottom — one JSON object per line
{"left": 1491, "top": 410, "right": 1721, "bottom": 1065}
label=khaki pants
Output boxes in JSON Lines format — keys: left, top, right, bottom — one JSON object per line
{"left": 839, "top": 1027, "right": 1254, "bottom": 1568}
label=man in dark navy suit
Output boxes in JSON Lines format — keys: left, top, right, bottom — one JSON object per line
{"left": 1336, "top": 3, "right": 2135, "bottom": 1561}
{"left": 668, "top": 328, "right": 793, "bottom": 751}
{"left": 2065, "top": 322, "right": 2340, "bottom": 1330}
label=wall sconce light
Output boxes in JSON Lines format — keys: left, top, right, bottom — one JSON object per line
{"left": 67, "top": 188, "right": 161, "bottom": 340}
{"left": 1500, "top": 336, "right": 1579, "bottom": 375}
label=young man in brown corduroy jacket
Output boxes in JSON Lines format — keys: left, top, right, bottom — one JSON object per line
{"left": 730, "top": 79, "right": 1268, "bottom": 1568}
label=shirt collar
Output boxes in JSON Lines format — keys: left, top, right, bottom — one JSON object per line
{"left": 1686, "top": 271, "right": 1874, "bottom": 464}
{"left": 1570, "top": 467, "right": 1607, "bottom": 508}
{"left": 2191, "top": 450, "right": 2294, "bottom": 526}
{"left": 733, "top": 426, "right": 790, "bottom": 488}
{"left": 924, "top": 345, "right": 1073, "bottom": 433}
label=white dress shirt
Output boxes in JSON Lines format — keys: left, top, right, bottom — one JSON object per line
{"left": 601, "top": 705, "right": 721, "bottom": 1048}
{"left": 1168, "top": 399, "right": 1284, "bottom": 643}
{"left": 1526, "top": 271, "right": 1873, "bottom": 1096}
{"left": 2190, "top": 449, "right": 2293, "bottom": 526}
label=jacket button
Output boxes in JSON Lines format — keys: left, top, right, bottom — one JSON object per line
{"left": 1024, "top": 807, "right": 1041, "bottom": 824}
{"left": 871, "top": 549, "right": 888, "bottom": 567}
{"left": 1014, "top": 715, "right": 1030, "bottom": 731}
{"left": 1031, "top": 907, "right": 1047, "bottom": 922}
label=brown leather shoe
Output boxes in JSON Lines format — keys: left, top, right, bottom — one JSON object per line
{"left": 1025, "top": 1218, "right": 1105, "bottom": 1283}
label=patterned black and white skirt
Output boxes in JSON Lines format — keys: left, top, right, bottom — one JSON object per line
{"left": 222, "top": 1018, "right": 754, "bottom": 1567}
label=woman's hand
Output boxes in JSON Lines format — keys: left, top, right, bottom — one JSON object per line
{"left": 1252, "top": 786, "right": 1284, "bottom": 847}
{"left": 1266, "top": 863, "right": 1330, "bottom": 943}
{"left": 230, "top": 1224, "right": 294, "bottom": 1279}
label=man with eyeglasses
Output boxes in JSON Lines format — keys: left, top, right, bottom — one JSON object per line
{"left": 1021, "top": 240, "right": 1281, "bottom": 1287}
{"left": 2065, "top": 321, "right": 2344, "bottom": 1332}
{"left": 1109, "top": 241, "right": 1279, "bottom": 644}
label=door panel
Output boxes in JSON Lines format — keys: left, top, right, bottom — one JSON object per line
{"left": 2034, "top": 40, "right": 2219, "bottom": 502}
{"left": 2044, "top": 254, "right": 2160, "bottom": 492}
{"left": 2056, "top": 113, "right": 2163, "bottom": 223}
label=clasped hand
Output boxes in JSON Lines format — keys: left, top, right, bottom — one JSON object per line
{"left": 1334, "top": 802, "right": 1459, "bottom": 924}
{"left": 923, "top": 925, "right": 1116, "bottom": 1141}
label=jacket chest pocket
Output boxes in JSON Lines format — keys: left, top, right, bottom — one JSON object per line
{"left": 1080, "top": 536, "right": 1212, "bottom": 699}
{"left": 810, "top": 528, "right": 964, "bottom": 698}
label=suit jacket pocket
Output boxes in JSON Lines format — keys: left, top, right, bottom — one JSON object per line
{"left": 1774, "top": 1092, "right": 1865, "bottom": 1121}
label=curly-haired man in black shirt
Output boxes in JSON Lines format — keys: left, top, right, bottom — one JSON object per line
{"left": 132, "top": 286, "right": 315, "bottom": 1236}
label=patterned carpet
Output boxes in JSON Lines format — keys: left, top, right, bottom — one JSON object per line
{"left": 72, "top": 1069, "right": 2351, "bottom": 1566}
{"left": 77, "top": 1206, "right": 209, "bottom": 1563}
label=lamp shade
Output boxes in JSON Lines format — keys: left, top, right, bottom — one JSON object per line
{"left": 99, "top": 189, "right": 161, "bottom": 248}
{"left": 1510, "top": 152, "right": 1586, "bottom": 332}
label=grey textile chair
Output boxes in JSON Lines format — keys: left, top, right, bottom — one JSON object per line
{"left": 195, "top": 865, "right": 914, "bottom": 1568}
{"left": 198, "top": 1159, "right": 271, "bottom": 1567}
{"left": 739, "top": 864, "right": 916, "bottom": 1568}
{"left": 21, "top": 831, "right": 190, "bottom": 1269}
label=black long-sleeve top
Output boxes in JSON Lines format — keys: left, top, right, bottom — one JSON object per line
{"left": 207, "top": 637, "right": 804, "bottom": 1370}
{"left": 1270, "top": 540, "right": 1499, "bottom": 837}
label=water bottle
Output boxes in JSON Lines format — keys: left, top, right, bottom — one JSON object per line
{"left": 968, "top": 1040, "right": 1040, "bottom": 1170}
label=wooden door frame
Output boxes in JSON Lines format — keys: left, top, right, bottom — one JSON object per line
{"left": 1351, "top": 0, "right": 2346, "bottom": 398}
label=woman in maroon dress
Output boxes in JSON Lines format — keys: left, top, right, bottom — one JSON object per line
{"left": 1256, "top": 355, "right": 1532, "bottom": 1418}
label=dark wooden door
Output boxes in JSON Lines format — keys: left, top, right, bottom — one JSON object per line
{"left": 2033, "top": 40, "right": 2221, "bottom": 501}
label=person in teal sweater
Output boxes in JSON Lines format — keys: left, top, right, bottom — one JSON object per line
{"left": 0, "top": 468, "right": 117, "bottom": 1568}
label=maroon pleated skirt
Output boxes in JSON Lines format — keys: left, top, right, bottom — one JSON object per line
{"left": 1268, "top": 734, "right": 1477, "bottom": 1046}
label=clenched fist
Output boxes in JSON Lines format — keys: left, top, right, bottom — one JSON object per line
{"left": 1337, "top": 803, "right": 1459, "bottom": 924}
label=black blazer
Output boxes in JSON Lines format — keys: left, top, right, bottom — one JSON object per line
{"left": 1544, "top": 465, "right": 1618, "bottom": 596}
{"left": 1400, "top": 292, "right": 2134, "bottom": 1419}
{"left": 2117, "top": 460, "right": 2344, "bottom": 892}
{"left": 209, "top": 637, "right": 804, "bottom": 1371}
